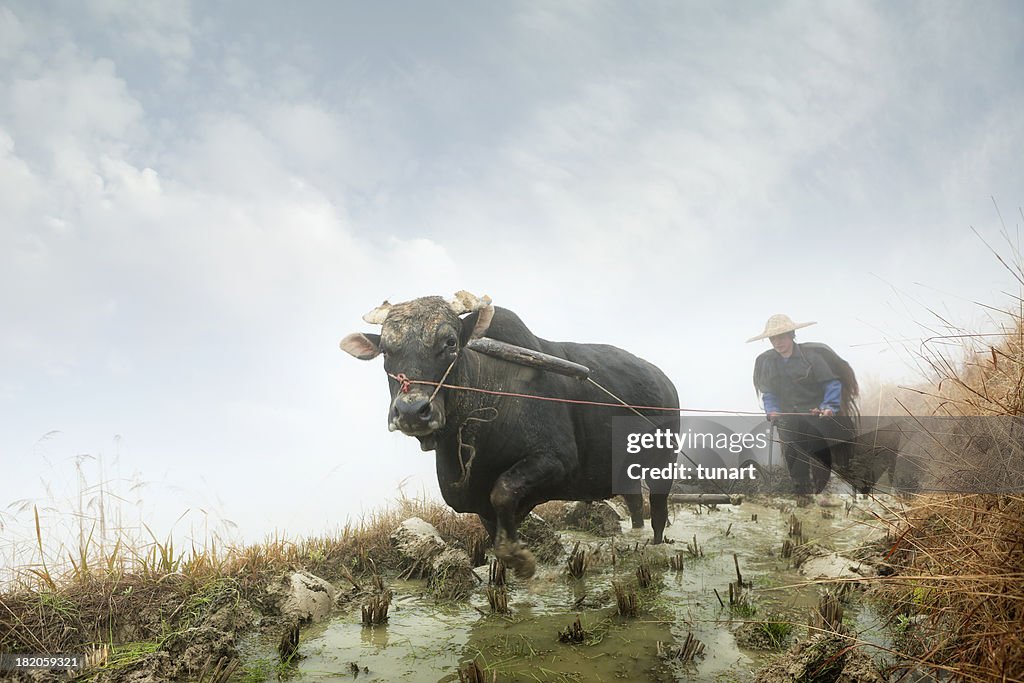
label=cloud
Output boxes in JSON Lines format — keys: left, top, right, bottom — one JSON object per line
{"left": 0, "top": 6, "right": 27, "bottom": 60}
{"left": 85, "top": 0, "right": 193, "bottom": 66}
{"left": 267, "top": 103, "right": 350, "bottom": 170}
{"left": 0, "top": 127, "right": 43, "bottom": 221}
{"left": 6, "top": 51, "right": 143, "bottom": 150}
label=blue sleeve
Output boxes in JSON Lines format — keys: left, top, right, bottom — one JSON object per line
{"left": 821, "top": 379, "right": 842, "bottom": 412}
{"left": 763, "top": 391, "right": 780, "bottom": 415}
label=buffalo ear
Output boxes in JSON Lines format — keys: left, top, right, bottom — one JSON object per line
{"left": 340, "top": 333, "right": 382, "bottom": 360}
{"left": 459, "top": 305, "right": 494, "bottom": 345}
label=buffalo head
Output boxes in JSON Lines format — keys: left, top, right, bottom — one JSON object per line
{"left": 340, "top": 291, "right": 494, "bottom": 447}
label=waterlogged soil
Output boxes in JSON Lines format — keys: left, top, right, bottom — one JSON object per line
{"left": 235, "top": 496, "right": 895, "bottom": 682}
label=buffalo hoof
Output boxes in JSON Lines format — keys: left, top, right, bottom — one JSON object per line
{"left": 495, "top": 542, "right": 536, "bottom": 579}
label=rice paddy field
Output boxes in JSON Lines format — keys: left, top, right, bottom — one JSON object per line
{"left": 3, "top": 264, "right": 1023, "bottom": 682}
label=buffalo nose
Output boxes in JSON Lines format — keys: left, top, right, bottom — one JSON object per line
{"left": 395, "top": 396, "right": 433, "bottom": 422}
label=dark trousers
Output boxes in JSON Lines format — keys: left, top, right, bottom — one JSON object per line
{"left": 776, "top": 415, "right": 846, "bottom": 494}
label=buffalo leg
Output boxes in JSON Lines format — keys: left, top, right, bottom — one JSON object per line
{"left": 622, "top": 494, "right": 645, "bottom": 529}
{"left": 885, "top": 449, "right": 898, "bottom": 493}
{"left": 649, "top": 493, "right": 668, "bottom": 544}
{"left": 489, "top": 456, "right": 569, "bottom": 579}
{"left": 478, "top": 515, "right": 497, "bottom": 545}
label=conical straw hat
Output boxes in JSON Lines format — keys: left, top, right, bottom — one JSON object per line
{"left": 746, "top": 314, "right": 816, "bottom": 343}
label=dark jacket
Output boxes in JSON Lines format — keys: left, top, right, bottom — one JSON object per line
{"left": 753, "top": 345, "right": 838, "bottom": 413}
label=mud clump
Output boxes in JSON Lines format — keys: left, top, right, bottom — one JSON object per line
{"left": 792, "top": 542, "right": 880, "bottom": 585}
{"left": 517, "top": 512, "right": 565, "bottom": 563}
{"left": 754, "top": 633, "right": 885, "bottom": 683}
{"left": 162, "top": 625, "right": 238, "bottom": 679}
{"left": 392, "top": 517, "right": 475, "bottom": 599}
{"left": 533, "top": 500, "right": 625, "bottom": 537}
{"left": 561, "top": 501, "right": 623, "bottom": 536}
{"left": 72, "top": 625, "right": 238, "bottom": 683}
{"left": 735, "top": 620, "right": 794, "bottom": 651}
{"left": 264, "top": 570, "right": 337, "bottom": 623}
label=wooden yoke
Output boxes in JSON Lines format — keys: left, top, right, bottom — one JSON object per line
{"left": 466, "top": 338, "right": 591, "bottom": 380}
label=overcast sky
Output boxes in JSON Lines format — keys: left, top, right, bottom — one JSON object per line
{"left": 2, "top": 1, "right": 1022, "bottom": 572}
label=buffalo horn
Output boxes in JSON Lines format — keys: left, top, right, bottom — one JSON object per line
{"left": 362, "top": 300, "right": 392, "bottom": 325}
{"left": 449, "top": 291, "right": 492, "bottom": 315}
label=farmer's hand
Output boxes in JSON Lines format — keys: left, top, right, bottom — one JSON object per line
{"left": 815, "top": 407, "right": 834, "bottom": 417}
{"left": 767, "top": 412, "right": 780, "bottom": 422}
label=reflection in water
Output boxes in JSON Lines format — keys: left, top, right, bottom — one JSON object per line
{"left": 359, "top": 622, "right": 389, "bottom": 648}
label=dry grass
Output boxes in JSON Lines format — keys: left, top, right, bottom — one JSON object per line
{"left": 0, "top": 493, "right": 486, "bottom": 657}
{"left": 875, "top": 240, "right": 1024, "bottom": 681}
{"left": 881, "top": 495, "right": 1024, "bottom": 681}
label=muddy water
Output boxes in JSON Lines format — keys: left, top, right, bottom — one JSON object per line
{"left": 276, "top": 589, "right": 478, "bottom": 680}
{"left": 239, "top": 496, "right": 896, "bottom": 682}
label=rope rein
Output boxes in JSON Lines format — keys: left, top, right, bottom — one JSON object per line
{"left": 388, "top": 370, "right": 818, "bottom": 417}
{"left": 428, "top": 356, "right": 459, "bottom": 403}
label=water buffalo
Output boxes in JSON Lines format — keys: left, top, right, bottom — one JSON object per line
{"left": 838, "top": 424, "right": 902, "bottom": 495}
{"left": 340, "top": 292, "right": 679, "bottom": 577}
{"left": 784, "top": 418, "right": 904, "bottom": 495}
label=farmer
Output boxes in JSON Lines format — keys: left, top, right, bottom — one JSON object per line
{"left": 748, "top": 314, "right": 853, "bottom": 495}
